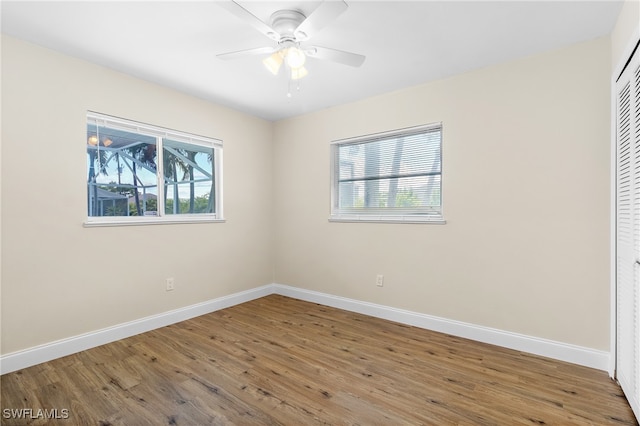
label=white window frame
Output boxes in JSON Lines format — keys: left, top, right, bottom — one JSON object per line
{"left": 330, "top": 123, "right": 445, "bottom": 224}
{"left": 84, "top": 111, "right": 224, "bottom": 227}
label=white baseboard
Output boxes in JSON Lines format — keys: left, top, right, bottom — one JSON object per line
{"left": 272, "top": 284, "right": 610, "bottom": 371}
{"left": 1, "top": 283, "right": 610, "bottom": 374}
{"left": 0, "top": 285, "right": 273, "bottom": 374}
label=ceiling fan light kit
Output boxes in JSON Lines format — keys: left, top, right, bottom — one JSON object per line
{"left": 262, "top": 42, "right": 308, "bottom": 79}
{"left": 218, "top": 0, "right": 365, "bottom": 90}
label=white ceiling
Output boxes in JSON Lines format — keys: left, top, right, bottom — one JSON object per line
{"left": 1, "top": 1, "right": 623, "bottom": 121}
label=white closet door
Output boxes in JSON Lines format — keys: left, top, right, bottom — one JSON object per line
{"left": 616, "top": 46, "right": 640, "bottom": 421}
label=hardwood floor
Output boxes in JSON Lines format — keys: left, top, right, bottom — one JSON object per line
{"left": 1, "top": 294, "right": 637, "bottom": 425}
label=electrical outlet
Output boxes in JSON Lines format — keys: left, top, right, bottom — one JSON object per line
{"left": 166, "top": 277, "right": 175, "bottom": 291}
{"left": 376, "top": 274, "right": 384, "bottom": 287}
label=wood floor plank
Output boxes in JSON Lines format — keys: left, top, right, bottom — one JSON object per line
{"left": 1, "top": 294, "right": 637, "bottom": 425}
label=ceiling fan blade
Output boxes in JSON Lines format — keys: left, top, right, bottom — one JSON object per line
{"left": 294, "top": 0, "right": 348, "bottom": 41}
{"left": 305, "top": 46, "right": 365, "bottom": 67}
{"left": 217, "top": 46, "right": 275, "bottom": 61}
{"left": 219, "top": 1, "right": 280, "bottom": 41}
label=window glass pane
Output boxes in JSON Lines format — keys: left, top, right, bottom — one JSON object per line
{"left": 86, "top": 112, "right": 222, "bottom": 224}
{"left": 338, "top": 175, "right": 441, "bottom": 210}
{"left": 334, "top": 126, "right": 442, "bottom": 216}
{"left": 162, "top": 139, "right": 214, "bottom": 215}
{"left": 87, "top": 124, "right": 158, "bottom": 217}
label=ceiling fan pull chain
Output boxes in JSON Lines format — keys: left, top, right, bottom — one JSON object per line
{"left": 286, "top": 69, "right": 303, "bottom": 98}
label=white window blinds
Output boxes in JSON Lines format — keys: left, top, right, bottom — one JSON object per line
{"left": 331, "top": 123, "right": 443, "bottom": 223}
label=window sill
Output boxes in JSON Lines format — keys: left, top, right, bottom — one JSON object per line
{"left": 84, "top": 216, "right": 225, "bottom": 227}
{"left": 329, "top": 214, "right": 446, "bottom": 224}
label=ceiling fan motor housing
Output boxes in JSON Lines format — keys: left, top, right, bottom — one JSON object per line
{"left": 269, "top": 10, "right": 308, "bottom": 42}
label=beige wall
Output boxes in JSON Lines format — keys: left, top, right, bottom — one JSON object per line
{"left": 273, "top": 37, "right": 611, "bottom": 350}
{"left": 0, "top": 30, "right": 616, "bottom": 357}
{"left": 611, "top": 0, "right": 640, "bottom": 70}
{"left": 0, "top": 36, "right": 274, "bottom": 354}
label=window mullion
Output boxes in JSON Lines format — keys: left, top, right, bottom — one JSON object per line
{"left": 156, "top": 137, "right": 165, "bottom": 217}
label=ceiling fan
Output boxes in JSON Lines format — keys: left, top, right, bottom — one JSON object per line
{"left": 217, "top": 0, "right": 366, "bottom": 80}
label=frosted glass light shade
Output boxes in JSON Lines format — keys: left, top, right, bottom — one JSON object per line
{"left": 291, "top": 66, "right": 308, "bottom": 80}
{"left": 263, "top": 52, "right": 283, "bottom": 75}
{"left": 286, "top": 47, "right": 306, "bottom": 69}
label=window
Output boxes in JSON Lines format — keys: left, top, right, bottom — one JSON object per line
{"left": 330, "top": 123, "right": 443, "bottom": 223}
{"left": 86, "top": 112, "right": 223, "bottom": 226}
